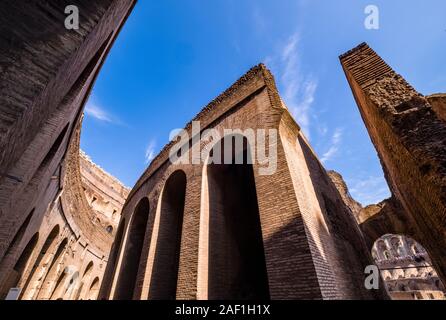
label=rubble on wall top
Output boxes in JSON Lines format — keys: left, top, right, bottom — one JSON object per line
{"left": 339, "top": 42, "right": 369, "bottom": 60}
{"left": 79, "top": 150, "right": 131, "bottom": 191}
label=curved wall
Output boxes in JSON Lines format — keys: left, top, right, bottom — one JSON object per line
{"left": 0, "top": 0, "right": 136, "bottom": 300}
{"left": 102, "top": 65, "right": 385, "bottom": 300}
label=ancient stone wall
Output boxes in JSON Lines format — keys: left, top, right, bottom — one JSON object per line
{"left": 372, "top": 234, "right": 445, "bottom": 300}
{"left": 80, "top": 151, "right": 130, "bottom": 235}
{"left": 101, "top": 65, "right": 386, "bottom": 300}
{"left": 340, "top": 43, "right": 446, "bottom": 286}
{"left": 0, "top": 0, "right": 136, "bottom": 300}
{"left": 427, "top": 94, "right": 446, "bottom": 124}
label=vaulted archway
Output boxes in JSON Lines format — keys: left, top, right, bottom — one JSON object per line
{"left": 20, "top": 225, "right": 60, "bottom": 299}
{"left": 36, "top": 238, "right": 68, "bottom": 300}
{"left": 87, "top": 277, "right": 100, "bottom": 300}
{"left": 0, "top": 232, "right": 39, "bottom": 299}
{"left": 204, "top": 135, "right": 269, "bottom": 300}
{"left": 148, "top": 170, "right": 187, "bottom": 300}
{"left": 113, "top": 198, "right": 150, "bottom": 300}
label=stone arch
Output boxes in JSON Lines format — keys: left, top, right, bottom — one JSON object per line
{"left": 73, "top": 260, "right": 94, "bottom": 300}
{"left": 87, "top": 277, "right": 100, "bottom": 300}
{"left": 50, "top": 267, "right": 69, "bottom": 300}
{"left": 62, "top": 270, "right": 80, "bottom": 300}
{"left": 63, "top": 271, "right": 80, "bottom": 300}
{"left": 50, "top": 266, "right": 79, "bottom": 300}
{"left": 0, "top": 208, "right": 35, "bottom": 262}
{"left": 374, "top": 239, "right": 389, "bottom": 260}
{"left": 390, "top": 236, "right": 403, "bottom": 257}
{"left": 20, "top": 225, "right": 60, "bottom": 299}
{"left": 36, "top": 238, "right": 68, "bottom": 300}
{"left": 404, "top": 264, "right": 416, "bottom": 278}
{"left": 372, "top": 234, "right": 445, "bottom": 299}
{"left": 99, "top": 217, "right": 126, "bottom": 299}
{"left": 199, "top": 134, "right": 269, "bottom": 300}
{"left": 74, "top": 282, "right": 84, "bottom": 301}
{"left": 148, "top": 170, "right": 187, "bottom": 300}
{"left": 82, "top": 261, "right": 94, "bottom": 279}
{"left": 0, "top": 232, "right": 39, "bottom": 299}
{"left": 381, "top": 270, "right": 392, "bottom": 280}
{"left": 114, "top": 198, "right": 150, "bottom": 300}
{"left": 38, "top": 123, "right": 70, "bottom": 170}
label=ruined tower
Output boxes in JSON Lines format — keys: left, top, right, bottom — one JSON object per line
{"left": 340, "top": 43, "right": 446, "bottom": 286}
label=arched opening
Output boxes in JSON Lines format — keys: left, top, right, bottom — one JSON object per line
{"left": 20, "top": 225, "right": 60, "bottom": 299}
{"left": 1, "top": 209, "right": 34, "bottom": 262}
{"left": 74, "top": 282, "right": 84, "bottom": 301}
{"left": 39, "top": 123, "right": 69, "bottom": 169}
{"left": 87, "top": 277, "right": 100, "bottom": 300}
{"left": 206, "top": 135, "right": 269, "bottom": 300}
{"left": 36, "top": 238, "right": 68, "bottom": 300}
{"left": 99, "top": 218, "right": 126, "bottom": 300}
{"left": 50, "top": 268, "right": 69, "bottom": 300}
{"left": 148, "top": 170, "right": 186, "bottom": 300}
{"left": 0, "top": 232, "right": 39, "bottom": 299}
{"left": 76, "top": 261, "right": 94, "bottom": 300}
{"left": 114, "top": 198, "right": 150, "bottom": 300}
{"left": 113, "top": 219, "right": 126, "bottom": 256}
{"left": 372, "top": 234, "right": 446, "bottom": 300}
{"left": 83, "top": 261, "right": 94, "bottom": 279}
{"left": 62, "top": 271, "right": 80, "bottom": 300}
{"left": 50, "top": 267, "right": 79, "bottom": 300}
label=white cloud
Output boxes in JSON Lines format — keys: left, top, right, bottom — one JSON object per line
{"left": 347, "top": 175, "right": 391, "bottom": 206}
{"left": 321, "top": 128, "right": 343, "bottom": 163}
{"left": 266, "top": 33, "right": 317, "bottom": 139}
{"left": 145, "top": 140, "right": 157, "bottom": 164}
{"left": 84, "top": 98, "right": 127, "bottom": 126}
{"left": 85, "top": 101, "right": 113, "bottom": 123}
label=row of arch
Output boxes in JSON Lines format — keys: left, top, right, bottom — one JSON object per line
{"left": 0, "top": 27, "right": 121, "bottom": 301}
{"left": 108, "top": 136, "right": 270, "bottom": 300}
{"left": 0, "top": 219, "right": 101, "bottom": 300}
{"left": 371, "top": 234, "right": 445, "bottom": 299}
{"left": 373, "top": 235, "right": 424, "bottom": 261}
{"left": 0, "top": 120, "right": 71, "bottom": 299}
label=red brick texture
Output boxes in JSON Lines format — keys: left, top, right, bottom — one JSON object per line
{"left": 340, "top": 43, "right": 446, "bottom": 286}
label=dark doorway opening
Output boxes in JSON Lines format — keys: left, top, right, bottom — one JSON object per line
{"left": 149, "top": 170, "right": 186, "bottom": 300}
{"left": 207, "top": 135, "right": 269, "bottom": 300}
{"left": 114, "top": 198, "right": 150, "bottom": 300}
{"left": 0, "top": 232, "right": 39, "bottom": 299}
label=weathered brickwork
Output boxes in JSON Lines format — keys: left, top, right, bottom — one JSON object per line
{"left": 427, "top": 94, "right": 446, "bottom": 124}
{"left": 340, "top": 43, "right": 446, "bottom": 287}
{"left": 102, "top": 65, "right": 386, "bottom": 300}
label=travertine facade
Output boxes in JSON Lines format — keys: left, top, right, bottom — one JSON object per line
{"left": 80, "top": 151, "right": 130, "bottom": 235}
{"left": 372, "top": 234, "right": 445, "bottom": 300}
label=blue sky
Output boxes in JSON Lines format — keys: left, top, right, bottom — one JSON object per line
{"left": 81, "top": 0, "right": 446, "bottom": 205}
